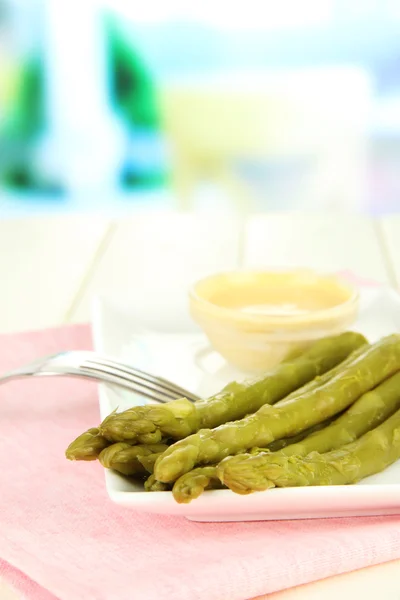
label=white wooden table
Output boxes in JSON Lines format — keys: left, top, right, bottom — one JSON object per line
{"left": 1, "top": 211, "right": 400, "bottom": 599}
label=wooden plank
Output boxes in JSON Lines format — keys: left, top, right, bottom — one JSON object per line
{"left": 0, "top": 215, "right": 110, "bottom": 333}
{"left": 69, "top": 213, "right": 243, "bottom": 324}
{"left": 242, "top": 213, "right": 391, "bottom": 283}
{"left": 377, "top": 215, "right": 400, "bottom": 288}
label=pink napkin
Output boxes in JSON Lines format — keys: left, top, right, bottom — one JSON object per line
{"left": 1, "top": 324, "right": 400, "bottom": 600}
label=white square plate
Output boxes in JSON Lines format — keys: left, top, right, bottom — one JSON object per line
{"left": 91, "top": 287, "right": 400, "bottom": 522}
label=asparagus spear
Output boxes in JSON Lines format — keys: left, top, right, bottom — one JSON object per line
{"left": 155, "top": 334, "right": 400, "bottom": 483}
{"left": 100, "top": 399, "right": 198, "bottom": 443}
{"left": 144, "top": 474, "right": 171, "bottom": 492}
{"left": 65, "top": 427, "right": 109, "bottom": 461}
{"left": 100, "top": 332, "right": 367, "bottom": 443}
{"left": 220, "top": 406, "right": 400, "bottom": 491}
{"left": 171, "top": 417, "right": 343, "bottom": 502}
{"left": 265, "top": 346, "right": 368, "bottom": 454}
{"left": 277, "top": 370, "right": 400, "bottom": 457}
{"left": 135, "top": 430, "right": 164, "bottom": 444}
{"left": 171, "top": 415, "right": 343, "bottom": 502}
{"left": 268, "top": 364, "right": 400, "bottom": 455}
{"left": 274, "top": 344, "right": 368, "bottom": 406}
{"left": 99, "top": 443, "right": 169, "bottom": 476}
{"left": 263, "top": 347, "right": 370, "bottom": 451}
{"left": 172, "top": 466, "right": 223, "bottom": 503}
{"left": 266, "top": 416, "right": 339, "bottom": 452}
{"left": 137, "top": 451, "right": 166, "bottom": 474}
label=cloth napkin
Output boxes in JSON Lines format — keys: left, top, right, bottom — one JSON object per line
{"left": 1, "top": 324, "right": 400, "bottom": 600}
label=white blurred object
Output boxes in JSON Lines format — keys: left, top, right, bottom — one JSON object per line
{"left": 38, "top": 0, "right": 125, "bottom": 195}
{"left": 160, "top": 67, "right": 372, "bottom": 212}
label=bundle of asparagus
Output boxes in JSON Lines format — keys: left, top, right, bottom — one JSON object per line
{"left": 98, "top": 331, "right": 366, "bottom": 443}
{"left": 65, "top": 332, "right": 400, "bottom": 504}
{"left": 174, "top": 368, "right": 400, "bottom": 502}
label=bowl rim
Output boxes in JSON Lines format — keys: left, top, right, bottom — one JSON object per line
{"left": 188, "top": 268, "right": 360, "bottom": 328}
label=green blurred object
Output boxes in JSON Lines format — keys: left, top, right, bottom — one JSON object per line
{"left": 0, "top": 55, "right": 50, "bottom": 191}
{"left": 105, "top": 16, "right": 167, "bottom": 189}
{"left": 107, "top": 19, "right": 160, "bottom": 130}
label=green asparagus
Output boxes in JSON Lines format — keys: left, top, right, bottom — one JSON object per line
{"left": 219, "top": 406, "right": 400, "bottom": 491}
{"left": 217, "top": 371, "right": 400, "bottom": 492}
{"left": 100, "top": 332, "right": 367, "bottom": 443}
{"left": 277, "top": 370, "right": 400, "bottom": 456}
{"left": 274, "top": 344, "right": 368, "bottom": 406}
{"left": 262, "top": 349, "right": 369, "bottom": 451}
{"left": 99, "top": 443, "right": 168, "bottom": 476}
{"left": 135, "top": 430, "right": 164, "bottom": 444}
{"left": 265, "top": 346, "right": 369, "bottom": 452}
{"left": 144, "top": 474, "right": 171, "bottom": 492}
{"left": 267, "top": 365, "right": 399, "bottom": 454}
{"left": 157, "top": 347, "right": 368, "bottom": 500}
{"left": 137, "top": 451, "right": 166, "bottom": 474}
{"left": 65, "top": 427, "right": 109, "bottom": 461}
{"left": 155, "top": 334, "right": 400, "bottom": 483}
{"left": 172, "top": 467, "right": 223, "bottom": 503}
{"left": 266, "top": 415, "right": 340, "bottom": 452}
{"left": 172, "top": 412, "right": 343, "bottom": 502}
{"left": 100, "top": 399, "right": 198, "bottom": 443}
{"left": 172, "top": 414, "right": 344, "bottom": 502}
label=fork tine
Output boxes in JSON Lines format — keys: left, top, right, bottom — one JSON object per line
{"left": 84, "top": 356, "right": 200, "bottom": 402}
{"left": 95, "top": 356, "right": 198, "bottom": 399}
{"left": 99, "top": 375, "right": 180, "bottom": 404}
{"left": 82, "top": 361, "right": 198, "bottom": 403}
{"left": 83, "top": 362, "right": 178, "bottom": 400}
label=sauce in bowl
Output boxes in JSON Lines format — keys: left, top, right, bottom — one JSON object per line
{"left": 189, "top": 270, "right": 359, "bottom": 373}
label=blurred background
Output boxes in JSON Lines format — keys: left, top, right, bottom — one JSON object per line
{"left": 1, "top": 0, "right": 400, "bottom": 218}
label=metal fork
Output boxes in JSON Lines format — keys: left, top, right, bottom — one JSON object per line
{"left": 0, "top": 351, "right": 200, "bottom": 404}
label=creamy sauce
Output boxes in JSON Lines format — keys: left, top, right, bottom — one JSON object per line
{"left": 190, "top": 270, "right": 359, "bottom": 372}
{"left": 239, "top": 303, "right": 310, "bottom": 316}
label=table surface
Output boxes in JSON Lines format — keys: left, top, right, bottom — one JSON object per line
{"left": 2, "top": 210, "right": 400, "bottom": 599}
